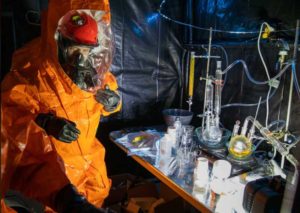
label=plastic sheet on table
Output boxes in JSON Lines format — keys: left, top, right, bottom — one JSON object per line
{"left": 155, "top": 156, "right": 178, "bottom": 177}
{"left": 115, "top": 129, "right": 162, "bottom": 157}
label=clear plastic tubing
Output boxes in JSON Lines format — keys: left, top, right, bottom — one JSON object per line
{"left": 221, "top": 59, "right": 292, "bottom": 85}
{"left": 221, "top": 87, "right": 277, "bottom": 108}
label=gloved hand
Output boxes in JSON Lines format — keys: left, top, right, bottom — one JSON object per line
{"left": 95, "top": 88, "right": 120, "bottom": 112}
{"left": 55, "top": 184, "right": 115, "bottom": 213}
{"left": 35, "top": 113, "right": 80, "bottom": 143}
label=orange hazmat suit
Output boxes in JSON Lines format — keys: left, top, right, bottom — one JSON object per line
{"left": 1, "top": 0, "right": 119, "bottom": 212}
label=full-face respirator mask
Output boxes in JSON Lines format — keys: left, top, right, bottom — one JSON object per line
{"left": 56, "top": 9, "right": 114, "bottom": 92}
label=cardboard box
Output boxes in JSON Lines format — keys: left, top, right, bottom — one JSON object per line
{"left": 127, "top": 182, "right": 159, "bottom": 199}
{"left": 124, "top": 197, "right": 158, "bottom": 213}
{"left": 154, "top": 197, "right": 184, "bottom": 213}
{"left": 123, "top": 180, "right": 184, "bottom": 213}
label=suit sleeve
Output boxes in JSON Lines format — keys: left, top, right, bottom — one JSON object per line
{"left": 1, "top": 72, "right": 70, "bottom": 209}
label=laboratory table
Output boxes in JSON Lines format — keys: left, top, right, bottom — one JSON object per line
{"left": 109, "top": 126, "right": 275, "bottom": 213}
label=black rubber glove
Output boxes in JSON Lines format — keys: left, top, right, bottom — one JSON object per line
{"left": 95, "top": 88, "right": 120, "bottom": 112}
{"left": 35, "top": 113, "right": 80, "bottom": 143}
{"left": 55, "top": 184, "right": 115, "bottom": 213}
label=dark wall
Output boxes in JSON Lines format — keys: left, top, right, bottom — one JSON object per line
{"left": 1, "top": 0, "right": 45, "bottom": 80}
{"left": 181, "top": 0, "right": 300, "bottom": 43}
{"left": 107, "top": 0, "right": 185, "bottom": 125}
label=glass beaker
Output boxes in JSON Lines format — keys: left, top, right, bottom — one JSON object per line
{"left": 181, "top": 125, "right": 194, "bottom": 147}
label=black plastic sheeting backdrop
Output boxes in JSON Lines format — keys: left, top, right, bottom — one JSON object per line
{"left": 107, "top": 0, "right": 185, "bottom": 124}
{"left": 107, "top": 0, "right": 300, "bottom": 136}
{"left": 102, "top": 2, "right": 300, "bottom": 207}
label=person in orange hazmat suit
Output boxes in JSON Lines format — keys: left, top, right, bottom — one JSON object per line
{"left": 1, "top": 0, "right": 121, "bottom": 212}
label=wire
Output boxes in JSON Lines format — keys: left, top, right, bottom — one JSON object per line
{"left": 158, "top": 0, "right": 297, "bottom": 34}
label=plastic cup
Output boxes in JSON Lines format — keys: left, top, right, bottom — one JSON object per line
{"left": 194, "top": 157, "right": 210, "bottom": 187}
{"left": 212, "top": 160, "right": 232, "bottom": 179}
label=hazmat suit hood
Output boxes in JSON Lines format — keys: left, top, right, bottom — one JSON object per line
{"left": 1, "top": 0, "right": 119, "bottom": 211}
{"left": 44, "top": 0, "right": 112, "bottom": 92}
{"left": 42, "top": 0, "right": 110, "bottom": 56}
{"left": 55, "top": 9, "right": 114, "bottom": 92}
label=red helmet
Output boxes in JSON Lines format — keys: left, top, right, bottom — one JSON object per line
{"left": 58, "top": 11, "right": 98, "bottom": 46}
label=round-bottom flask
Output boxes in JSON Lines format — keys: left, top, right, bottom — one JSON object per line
{"left": 202, "top": 126, "right": 223, "bottom": 144}
{"left": 228, "top": 135, "right": 252, "bottom": 159}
